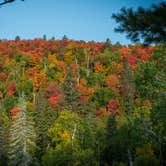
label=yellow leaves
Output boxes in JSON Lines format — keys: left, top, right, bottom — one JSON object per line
{"left": 58, "top": 130, "right": 71, "bottom": 145}
{"left": 64, "top": 50, "right": 73, "bottom": 64}
{"left": 136, "top": 144, "right": 154, "bottom": 158}
{"left": 133, "top": 106, "right": 151, "bottom": 122}
{"left": 47, "top": 54, "right": 58, "bottom": 68}
{"left": 109, "top": 61, "right": 123, "bottom": 74}
{"left": 48, "top": 110, "right": 80, "bottom": 148}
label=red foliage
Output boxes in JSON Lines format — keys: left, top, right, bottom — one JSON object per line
{"left": 128, "top": 56, "right": 137, "bottom": 68}
{"left": 107, "top": 99, "right": 120, "bottom": 115}
{"left": 48, "top": 94, "right": 62, "bottom": 110}
{"left": 7, "top": 83, "right": 16, "bottom": 96}
{"left": 45, "top": 82, "right": 62, "bottom": 110}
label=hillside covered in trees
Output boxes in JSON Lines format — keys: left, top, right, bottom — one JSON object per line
{"left": 0, "top": 38, "right": 165, "bottom": 166}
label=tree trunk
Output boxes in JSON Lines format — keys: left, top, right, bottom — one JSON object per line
{"left": 127, "top": 149, "right": 133, "bottom": 166}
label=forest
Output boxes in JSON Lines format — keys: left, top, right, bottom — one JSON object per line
{"left": 0, "top": 38, "right": 165, "bottom": 166}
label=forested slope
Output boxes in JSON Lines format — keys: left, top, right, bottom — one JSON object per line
{"left": 0, "top": 39, "right": 165, "bottom": 166}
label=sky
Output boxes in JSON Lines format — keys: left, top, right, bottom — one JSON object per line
{"left": 0, "top": 0, "right": 164, "bottom": 44}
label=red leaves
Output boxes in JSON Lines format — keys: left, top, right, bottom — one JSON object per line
{"left": 45, "top": 82, "right": 62, "bottom": 110}
{"left": 128, "top": 56, "right": 137, "bottom": 68}
{"left": 48, "top": 94, "right": 62, "bottom": 109}
{"left": 107, "top": 99, "right": 120, "bottom": 115}
{"left": 7, "top": 83, "right": 16, "bottom": 96}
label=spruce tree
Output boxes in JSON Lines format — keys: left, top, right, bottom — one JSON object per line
{"left": 0, "top": 109, "right": 9, "bottom": 166}
{"left": 35, "top": 89, "right": 57, "bottom": 161}
{"left": 8, "top": 93, "right": 36, "bottom": 166}
{"left": 62, "top": 66, "right": 81, "bottom": 112}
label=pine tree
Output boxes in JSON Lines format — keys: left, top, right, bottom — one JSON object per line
{"left": 112, "top": 2, "right": 166, "bottom": 45}
{"left": 62, "top": 66, "right": 81, "bottom": 112}
{"left": 0, "top": 109, "right": 10, "bottom": 166}
{"left": 35, "top": 89, "right": 57, "bottom": 161}
{"left": 8, "top": 93, "right": 36, "bottom": 166}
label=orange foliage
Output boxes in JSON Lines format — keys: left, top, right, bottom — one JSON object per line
{"left": 106, "top": 74, "right": 119, "bottom": 93}
{"left": 10, "top": 107, "right": 19, "bottom": 122}
{"left": 94, "top": 61, "right": 105, "bottom": 73}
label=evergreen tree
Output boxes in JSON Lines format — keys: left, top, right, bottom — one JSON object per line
{"left": 35, "top": 89, "right": 57, "bottom": 161}
{"left": 0, "top": 110, "right": 10, "bottom": 166}
{"left": 8, "top": 93, "right": 36, "bottom": 166}
{"left": 112, "top": 2, "right": 166, "bottom": 44}
{"left": 62, "top": 67, "right": 81, "bottom": 112}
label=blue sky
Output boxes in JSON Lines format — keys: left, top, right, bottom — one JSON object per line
{"left": 0, "top": 0, "right": 164, "bottom": 44}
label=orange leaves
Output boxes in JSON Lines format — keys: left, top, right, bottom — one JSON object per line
{"left": 26, "top": 67, "right": 47, "bottom": 91}
{"left": 96, "top": 107, "right": 110, "bottom": 117}
{"left": 0, "top": 72, "right": 7, "bottom": 81}
{"left": 33, "top": 72, "right": 47, "bottom": 90}
{"left": 10, "top": 107, "right": 19, "bottom": 122}
{"left": 78, "top": 79, "right": 94, "bottom": 104}
{"left": 106, "top": 74, "right": 120, "bottom": 94}
{"left": 94, "top": 61, "right": 105, "bottom": 73}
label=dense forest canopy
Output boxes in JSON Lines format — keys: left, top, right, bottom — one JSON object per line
{"left": 0, "top": 38, "right": 165, "bottom": 165}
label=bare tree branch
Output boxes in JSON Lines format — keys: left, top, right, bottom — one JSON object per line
{"left": 0, "top": 0, "right": 24, "bottom": 7}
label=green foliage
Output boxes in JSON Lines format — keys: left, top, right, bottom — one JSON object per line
{"left": 42, "top": 147, "right": 74, "bottom": 166}
{"left": 35, "top": 89, "right": 57, "bottom": 161}
{"left": 0, "top": 39, "right": 165, "bottom": 165}
{"left": 62, "top": 67, "right": 81, "bottom": 112}
{"left": 112, "top": 2, "right": 166, "bottom": 44}
{"left": 8, "top": 93, "right": 37, "bottom": 166}
{"left": 134, "top": 156, "right": 159, "bottom": 166}
{"left": 90, "top": 87, "right": 115, "bottom": 109}
{"left": 0, "top": 111, "right": 10, "bottom": 166}
{"left": 2, "top": 95, "right": 16, "bottom": 114}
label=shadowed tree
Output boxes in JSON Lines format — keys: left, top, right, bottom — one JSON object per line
{"left": 112, "top": 2, "right": 166, "bottom": 45}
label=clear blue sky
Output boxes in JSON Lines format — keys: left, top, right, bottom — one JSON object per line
{"left": 0, "top": 0, "right": 164, "bottom": 44}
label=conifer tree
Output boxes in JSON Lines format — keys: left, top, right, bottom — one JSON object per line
{"left": 0, "top": 109, "right": 10, "bottom": 166}
{"left": 62, "top": 66, "right": 81, "bottom": 112}
{"left": 35, "top": 89, "right": 57, "bottom": 161}
{"left": 8, "top": 93, "right": 36, "bottom": 166}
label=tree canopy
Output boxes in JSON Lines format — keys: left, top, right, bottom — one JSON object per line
{"left": 112, "top": 2, "right": 166, "bottom": 45}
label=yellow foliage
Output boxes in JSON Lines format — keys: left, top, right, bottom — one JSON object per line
{"left": 136, "top": 144, "right": 154, "bottom": 157}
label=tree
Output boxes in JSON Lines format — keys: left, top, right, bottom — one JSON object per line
{"left": 0, "top": 0, "right": 24, "bottom": 7}
{"left": 35, "top": 89, "right": 57, "bottom": 161}
{"left": 8, "top": 93, "right": 37, "bottom": 166}
{"left": 112, "top": 2, "right": 166, "bottom": 45}
{"left": 0, "top": 110, "right": 10, "bottom": 166}
{"left": 42, "top": 110, "right": 97, "bottom": 166}
{"left": 62, "top": 66, "right": 81, "bottom": 112}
